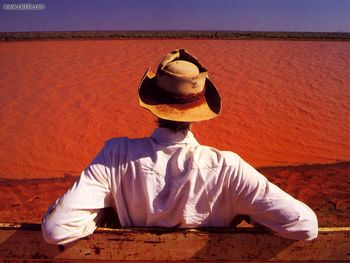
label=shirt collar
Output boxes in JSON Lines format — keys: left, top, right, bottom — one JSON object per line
{"left": 151, "top": 128, "right": 199, "bottom": 145}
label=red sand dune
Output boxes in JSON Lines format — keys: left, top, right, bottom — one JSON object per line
{"left": 0, "top": 39, "right": 349, "bottom": 179}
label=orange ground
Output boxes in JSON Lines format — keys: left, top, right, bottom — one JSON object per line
{"left": 0, "top": 39, "right": 349, "bottom": 226}
{"left": 0, "top": 162, "right": 348, "bottom": 226}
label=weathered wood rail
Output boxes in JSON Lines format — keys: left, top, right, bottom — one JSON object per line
{"left": 0, "top": 223, "right": 349, "bottom": 262}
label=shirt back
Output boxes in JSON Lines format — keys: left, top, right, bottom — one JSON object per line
{"left": 106, "top": 128, "right": 238, "bottom": 227}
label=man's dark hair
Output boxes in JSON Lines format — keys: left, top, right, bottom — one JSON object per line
{"left": 157, "top": 118, "right": 191, "bottom": 134}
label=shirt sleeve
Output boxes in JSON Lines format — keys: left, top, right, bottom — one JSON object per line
{"left": 41, "top": 146, "right": 114, "bottom": 245}
{"left": 230, "top": 156, "right": 318, "bottom": 241}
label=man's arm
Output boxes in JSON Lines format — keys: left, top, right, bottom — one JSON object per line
{"left": 41, "top": 147, "right": 114, "bottom": 245}
{"left": 230, "top": 156, "right": 318, "bottom": 240}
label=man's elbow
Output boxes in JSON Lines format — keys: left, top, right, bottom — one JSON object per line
{"left": 41, "top": 218, "right": 66, "bottom": 245}
{"left": 276, "top": 209, "right": 318, "bottom": 241}
{"left": 296, "top": 226, "right": 318, "bottom": 241}
{"left": 296, "top": 211, "right": 319, "bottom": 241}
{"left": 303, "top": 219, "right": 318, "bottom": 241}
{"left": 41, "top": 216, "right": 97, "bottom": 245}
{"left": 41, "top": 218, "right": 76, "bottom": 245}
{"left": 42, "top": 221, "right": 60, "bottom": 245}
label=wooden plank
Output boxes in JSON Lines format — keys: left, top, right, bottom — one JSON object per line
{"left": 0, "top": 223, "right": 349, "bottom": 262}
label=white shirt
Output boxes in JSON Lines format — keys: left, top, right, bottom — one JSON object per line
{"left": 42, "top": 128, "right": 318, "bottom": 245}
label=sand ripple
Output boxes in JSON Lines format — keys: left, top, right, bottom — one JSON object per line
{"left": 0, "top": 40, "right": 349, "bottom": 178}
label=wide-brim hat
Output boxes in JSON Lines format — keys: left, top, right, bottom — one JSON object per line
{"left": 138, "top": 49, "right": 221, "bottom": 122}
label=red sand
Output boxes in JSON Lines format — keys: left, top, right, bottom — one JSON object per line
{"left": 0, "top": 39, "right": 349, "bottom": 226}
{"left": 0, "top": 39, "right": 349, "bottom": 179}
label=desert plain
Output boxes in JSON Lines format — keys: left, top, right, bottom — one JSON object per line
{"left": 0, "top": 39, "right": 349, "bottom": 226}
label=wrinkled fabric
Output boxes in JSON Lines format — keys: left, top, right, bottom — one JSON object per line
{"left": 42, "top": 128, "right": 318, "bottom": 245}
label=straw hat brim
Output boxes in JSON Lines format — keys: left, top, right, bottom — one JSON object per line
{"left": 138, "top": 70, "right": 221, "bottom": 122}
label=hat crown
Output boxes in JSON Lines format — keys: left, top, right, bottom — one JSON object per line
{"left": 157, "top": 56, "right": 206, "bottom": 97}
{"left": 164, "top": 60, "right": 199, "bottom": 78}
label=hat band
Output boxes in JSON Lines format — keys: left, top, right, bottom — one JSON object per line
{"left": 154, "top": 83, "right": 205, "bottom": 104}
